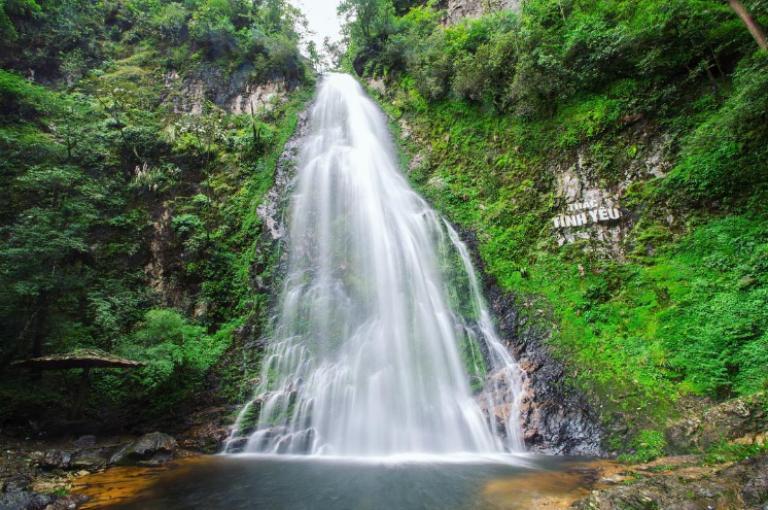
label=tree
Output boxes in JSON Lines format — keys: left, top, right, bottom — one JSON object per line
{"left": 338, "top": 0, "right": 395, "bottom": 42}
{"left": 726, "top": 0, "right": 767, "bottom": 50}
{"left": 0, "top": 165, "right": 101, "bottom": 360}
{"left": 306, "top": 40, "right": 321, "bottom": 71}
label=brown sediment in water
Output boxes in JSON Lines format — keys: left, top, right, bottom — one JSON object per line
{"left": 72, "top": 456, "right": 626, "bottom": 510}
{"left": 480, "top": 460, "right": 620, "bottom": 510}
{"left": 72, "top": 455, "right": 210, "bottom": 509}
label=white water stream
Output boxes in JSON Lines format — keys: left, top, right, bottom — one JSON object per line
{"left": 225, "top": 73, "right": 525, "bottom": 457}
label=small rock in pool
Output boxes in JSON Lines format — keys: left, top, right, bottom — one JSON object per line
{"left": 109, "top": 432, "right": 178, "bottom": 467}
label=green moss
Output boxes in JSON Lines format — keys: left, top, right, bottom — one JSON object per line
{"left": 352, "top": 0, "right": 768, "bottom": 453}
{"left": 703, "top": 439, "right": 768, "bottom": 465}
{"left": 618, "top": 429, "right": 667, "bottom": 463}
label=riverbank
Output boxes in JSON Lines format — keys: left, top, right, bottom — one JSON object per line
{"left": 0, "top": 428, "right": 209, "bottom": 510}
{"left": 4, "top": 428, "right": 767, "bottom": 510}
{"left": 74, "top": 452, "right": 768, "bottom": 509}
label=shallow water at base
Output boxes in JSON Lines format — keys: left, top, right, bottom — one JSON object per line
{"left": 79, "top": 455, "right": 602, "bottom": 510}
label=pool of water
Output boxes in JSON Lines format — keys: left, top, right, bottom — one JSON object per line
{"left": 76, "top": 454, "right": 603, "bottom": 510}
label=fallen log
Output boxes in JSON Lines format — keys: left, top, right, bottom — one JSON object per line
{"left": 10, "top": 349, "right": 143, "bottom": 370}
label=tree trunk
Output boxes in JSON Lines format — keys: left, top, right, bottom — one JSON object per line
{"left": 728, "top": 0, "right": 768, "bottom": 50}
{"left": 30, "top": 292, "right": 49, "bottom": 358}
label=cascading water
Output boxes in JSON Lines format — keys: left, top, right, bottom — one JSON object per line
{"left": 225, "top": 73, "right": 525, "bottom": 457}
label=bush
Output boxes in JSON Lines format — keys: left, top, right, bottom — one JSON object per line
{"left": 660, "top": 53, "right": 768, "bottom": 206}
{"left": 120, "top": 309, "right": 230, "bottom": 391}
{"left": 150, "top": 2, "right": 188, "bottom": 43}
{"left": 619, "top": 429, "right": 667, "bottom": 463}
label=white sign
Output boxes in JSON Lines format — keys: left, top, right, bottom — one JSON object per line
{"left": 553, "top": 200, "right": 622, "bottom": 229}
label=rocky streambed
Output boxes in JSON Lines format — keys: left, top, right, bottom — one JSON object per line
{"left": 3, "top": 428, "right": 767, "bottom": 510}
{"left": 0, "top": 431, "right": 194, "bottom": 510}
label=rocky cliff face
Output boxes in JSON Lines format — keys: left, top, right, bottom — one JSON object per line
{"left": 462, "top": 231, "right": 604, "bottom": 455}
{"left": 163, "top": 68, "right": 288, "bottom": 116}
{"left": 665, "top": 393, "right": 768, "bottom": 453}
{"left": 445, "top": 0, "right": 522, "bottom": 24}
{"left": 452, "top": 125, "right": 677, "bottom": 454}
{"left": 141, "top": 69, "right": 292, "bottom": 312}
{"left": 550, "top": 125, "right": 673, "bottom": 259}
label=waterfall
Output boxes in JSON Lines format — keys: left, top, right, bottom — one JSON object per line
{"left": 225, "top": 73, "right": 525, "bottom": 457}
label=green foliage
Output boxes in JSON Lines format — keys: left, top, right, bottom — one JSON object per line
{"left": 0, "top": 0, "right": 313, "bottom": 426}
{"left": 345, "top": 0, "right": 759, "bottom": 115}
{"left": 659, "top": 52, "right": 768, "bottom": 207}
{"left": 702, "top": 438, "right": 768, "bottom": 464}
{"left": 121, "top": 309, "right": 229, "bottom": 390}
{"left": 658, "top": 217, "right": 768, "bottom": 397}
{"left": 0, "top": 0, "right": 307, "bottom": 84}
{"left": 618, "top": 429, "right": 667, "bottom": 463}
{"left": 350, "top": 0, "right": 768, "bottom": 454}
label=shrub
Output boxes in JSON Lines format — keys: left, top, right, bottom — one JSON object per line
{"left": 619, "top": 429, "right": 667, "bottom": 463}
{"left": 121, "top": 309, "right": 229, "bottom": 391}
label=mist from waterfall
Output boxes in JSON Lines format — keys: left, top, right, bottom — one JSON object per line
{"left": 225, "top": 73, "right": 525, "bottom": 457}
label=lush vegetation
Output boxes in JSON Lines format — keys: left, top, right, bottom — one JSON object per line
{"left": 0, "top": 0, "right": 313, "bottom": 428}
{"left": 2, "top": 0, "right": 767, "bottom": 462}
{"left": 340, "top": 0, "right": 768, "bottom": 453}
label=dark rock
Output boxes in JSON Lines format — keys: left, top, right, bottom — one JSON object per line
{"left": 469, "top": 239, "right": 602, "bottom": 455}
{"left": 0, "top": 476, "right": 52, "bottom": 510}
{"left": 43, "top": 494, "right": 89, "bottom": 510}
{"left": 665, "top": 416, "right": 702, "bottom": 452}
{"left": 256, "top": 108, "right": 309, "bottom": 245}
{"left": 70, "top": 449, "right": 107, "bottom": 471}
{"left": 224, "top": 437, "right": 249, "bottom": 453}
{"left": 0, "top": 490, "right": 52, "bottom": 510}
{"left": 446, "top": 227, "right": 604, "bottom": 455}
{"left": 72, "top": 436, "right": 96, "bottom": 449}
{"left": 435, "top": 224, "right": 602, "bottom": 453}
{"left": 734, "top": 455, "right": 768, "bottom": 507}
{"left": 109, "top": 432, "right": 177, "bottom": 467}
{"left": 39, "top": 450, "right": 72, "bottom": 470}
{"left": 1, "top": 475, "right": 32, "bottom": 493}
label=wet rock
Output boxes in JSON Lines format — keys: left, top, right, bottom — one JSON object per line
{"left": 458, "top": 228, "right": 603, "bottom": 455}
{"left": 488, "top": 284, "right": 602, "bottom": 455}
{"left": 43, "top": 494, "right": 89, "bottom": 510}
{"left": 38, "top": 450, "right": 72, "bottom": 470}
{"left": 72, "top": 436, "right": 96, "bottom": 449}
{"left": 178, "top": 422, "right": 230, "bottom": 454}
{"left": 224, "top": 437, "right": 249, "bottom": 453}
{"left": 665, "top": 416, "right": 702, "bottom": 452}
{"left": 30, "top": 444, "right": 107, "bottom": 473}
{"left": 256, "top": 108, "right": 310, "bottom": 244}
{"left": 248, "top": 103, "right": 311, "bottom": 302}
{"left": 272, "top": 429, "right": 316, "bottom": 455}
{"left": 109, "top": 432, "right": 177, "bottom": 467}
{"left": 2, "top": 474, "right": 32, "bottom": 494}
{"left": 666, "top": 393, "right": 768, "bottom": 453}
{"left": 571, "top": 454, "right": 768, "bottom": 510}
{"left": 0, "top": 491, "right": 52, "bottom": 510}
{"left": 734, "top": 455, "right": 768, "bottom": 507}
{"left": 70, "top": 449, "right": 107, "bottom": 471}
{"left": 0, "top": 475, "right": 52, "bottom": 510}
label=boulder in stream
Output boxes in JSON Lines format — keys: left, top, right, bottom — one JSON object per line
{"left": 109, "top": 432, "right": 178, "bottom": 467}
{"left": 38, "top": 450, "right": 72, "bottom": 470}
